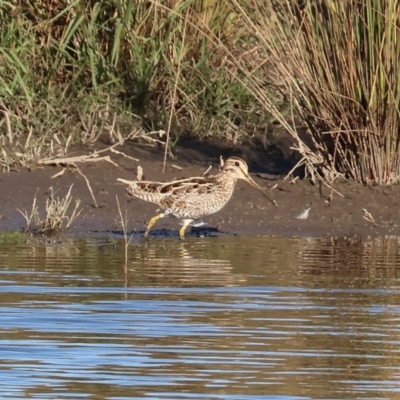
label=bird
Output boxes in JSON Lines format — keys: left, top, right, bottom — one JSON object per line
{"left": 117, "top": 156, "right": 277, "bottom": 239}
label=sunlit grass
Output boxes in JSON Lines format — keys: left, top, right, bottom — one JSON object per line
{"left": 234, "top": 0, "right": 400, "bottom": 185}
{"left": 17, "top": 185, "right": 82, "bottom": 234}
{"left": 0, "top": 0, "right": 278, "bottom": 170}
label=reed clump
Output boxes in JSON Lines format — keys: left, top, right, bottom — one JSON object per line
{"left": 235, "top": 0, "right": 400, "bottom": 185}
{"left": 3, "top": 0, "right": 397, "bottom": 187}
{"left": 17, "top": 185, "right": 82, "bottom": 234}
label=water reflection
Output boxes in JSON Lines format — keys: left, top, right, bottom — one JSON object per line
{"left": 0, "top": 233, "right": 400, "bottom": 399}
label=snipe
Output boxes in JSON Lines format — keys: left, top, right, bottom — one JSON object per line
{"left": 117, "top": 157, "right": 277, "bottom": 239}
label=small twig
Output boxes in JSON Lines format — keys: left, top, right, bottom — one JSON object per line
{"left": 17, "top": 188, "right": 39, "bottom": 229}
{"left": 320, "top": 179, "right": 344, "bottom": 198}
{"left": 284, "top": 156, "right": 306, "bottom": 181}
{"left": 203, "top": 165, "right": 212, "bottom": 175}
{"left": 110, "top": 147, "right": 139, "bottom": 162}
{"left": 4, "top": 108, "right": 12, "bottom": 144}
{"left": 51, "top": 168, "right": 66, "bottom": 179}
{"left": 76, "top": 167, "right": 98, "bottom": 208}
{"left": 362, "top": 208, "right": 379, "bottom": 226}
{"left": 136, "top": 165, "right": 143, "bottom": 181}
{"left": 38, "top": 153, "right": 118, "bottom": 167}
{"left": 116, "top": 195, "right": 134, "bottom": 276}
{"left": 25, "top": 127, "right": 33, "bottom": 149}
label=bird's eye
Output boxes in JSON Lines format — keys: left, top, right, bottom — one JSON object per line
{"left": 234, "top": 161, "right": 240, "bottom": 166}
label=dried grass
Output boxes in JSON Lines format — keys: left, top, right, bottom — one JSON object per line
{"left": 116, "top": 195, "right": 134, "bottom": 275}
{"left": 233, "top": 0, "right": 400, "bottom": 185}
{"left": 17, "top": 185, "right": 82, "bottom": 234}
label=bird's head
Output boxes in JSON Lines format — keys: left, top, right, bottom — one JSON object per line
{"left": 222, "top": 157, "right": 277, "bottom": 206}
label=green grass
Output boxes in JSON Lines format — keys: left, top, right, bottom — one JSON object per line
{"left": 0, "top": 0, "right": 279, "bottom": 171}
{"left": 3, "top": 0, "right": 397, "bottom": 187}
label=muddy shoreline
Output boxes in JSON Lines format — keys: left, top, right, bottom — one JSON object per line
{"left": 1, "top": 140, "right": 399, "bottom": 240}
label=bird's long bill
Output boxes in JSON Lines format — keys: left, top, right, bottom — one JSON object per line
{"left": 244, "top": 175, "right": 278, "bottom": 206}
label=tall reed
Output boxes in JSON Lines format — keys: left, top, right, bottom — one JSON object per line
{"left": 235, "top": 0, "right": 400, "bottom": 185}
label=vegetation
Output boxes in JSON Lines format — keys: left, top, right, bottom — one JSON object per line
{"left": 236, "top": 0, "right": 400, "bottom": 185}
{"left": 1, "top": 0, "right": 400, "bottom": 186}
{"left": 116, "top": 195, "right": 133, "bottom": 275}
{"left": 17, "top": 185, "right": 82, "bottom": 233}
{"left": 0, "top": 0, "right": 281, "bottom": 171}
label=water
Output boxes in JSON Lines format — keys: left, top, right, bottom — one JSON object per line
{"left": 1, "top": 233, "right": 400, "bottom": 399}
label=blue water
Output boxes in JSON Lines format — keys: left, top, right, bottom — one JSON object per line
{"left": 0, "top": 234, "right": 400, "bottom": 399}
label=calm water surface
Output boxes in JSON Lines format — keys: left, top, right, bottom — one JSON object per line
{"left": 0, "top": 233, "right": 400, "bottom": 399}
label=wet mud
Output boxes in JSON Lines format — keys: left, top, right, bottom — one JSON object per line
{"left": 1, "top": 139, "right": 400, "bottom": 239}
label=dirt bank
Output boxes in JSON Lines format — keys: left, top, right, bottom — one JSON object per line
{"left": 1, "top": 139, "right": 399, "bottom": 239}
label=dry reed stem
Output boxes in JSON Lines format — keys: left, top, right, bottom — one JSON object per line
{"left": 110, "top": 148, "right": 139, "bottom": 162}
{"left": 17, "top": 188, "right": 40, "bottom": 230}
{"left": 116, "top": 195, "right": 133, "bottom": 275}
{"left": 37, "top": 128, "right": 165, "bottom": 169}
{"left": 38, "top": 154, "right": 118, "bottom": 167}
{"left": 51, "top": 168, "right": 66, "bottom": 179}
{"left": 203, "top": 165, "right": 212, "bottom": 175}
{"left": 38, "top": 128, "right": 152, "bottom": 168}
{"left": 163, "top": 9, "right": 189, "bottom": 172}
{"left": 61, "top": 185, "right": 82, "bottom": 230}
{"left": 75, "top": 167, "right": 98, "bottom": 208}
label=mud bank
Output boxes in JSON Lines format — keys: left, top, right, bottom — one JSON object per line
{"left": 1, "top": 140, "right": 399, "bottom": 239}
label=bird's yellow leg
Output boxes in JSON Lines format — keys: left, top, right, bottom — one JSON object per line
{"left": 179, "top": 220, "right": 192, "bottom": 240}
{"left": 144, "top": 213, "right": 164, "bottom": 238}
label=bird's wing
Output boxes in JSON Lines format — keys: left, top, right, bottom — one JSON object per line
{"left": 117, "top": 176, "right": 219, "bottom": 209}
{"left": 143, "top": 176, "right": 217, "bottom": 196}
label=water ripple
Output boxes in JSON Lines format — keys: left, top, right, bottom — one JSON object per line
{"left": 0, "top": 234, "right": 400, "bottom": 399}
